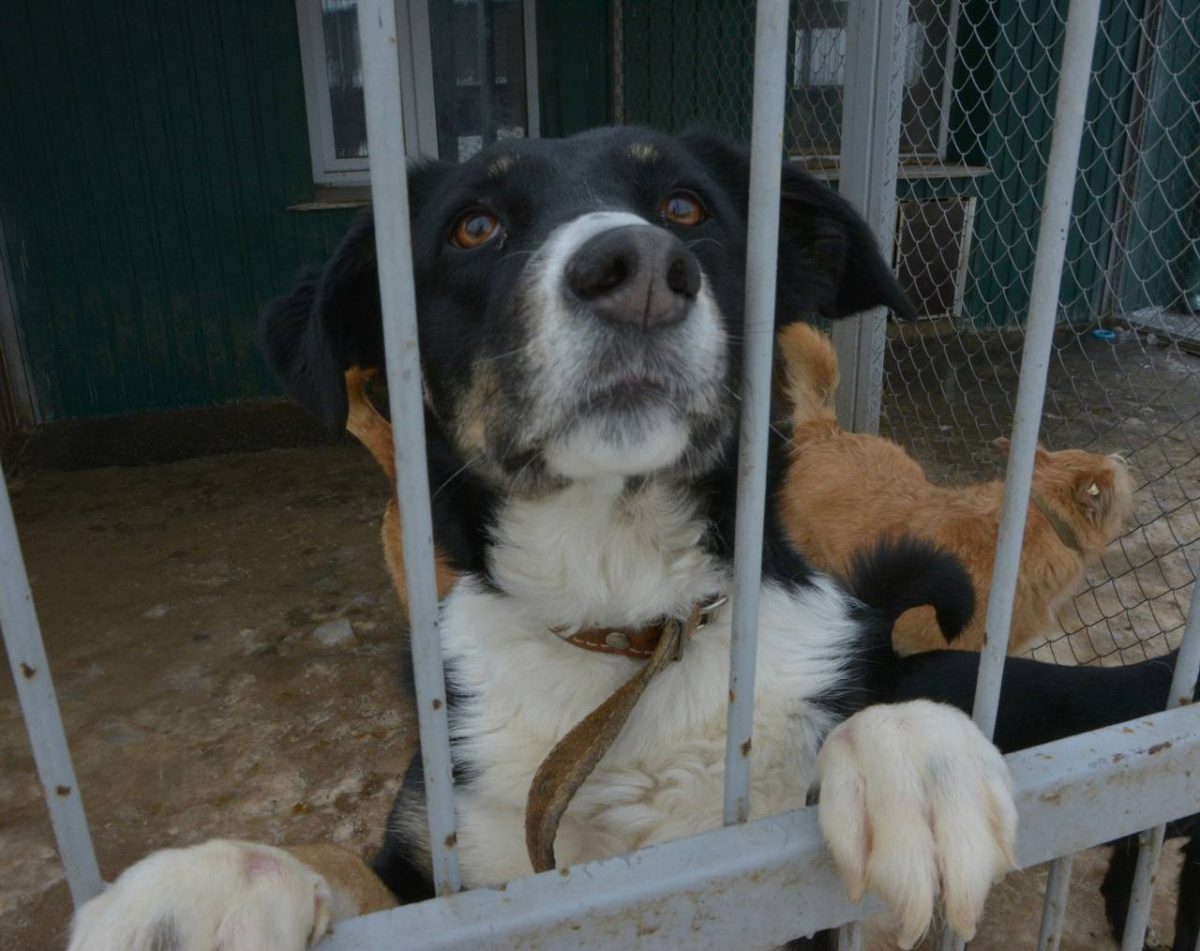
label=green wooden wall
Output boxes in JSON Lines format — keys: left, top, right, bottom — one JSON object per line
{"left": 1117, "top": 0, "right": 1200, "bottom": 314}
{"left": 956, "top": 0, "right": 1148, "bottom": 325}
{"left": 4, "top": 0, "right": 1191, "bottom": 421}
{"left": 0, "top": 0, "right": 608, "bottom": 421}
{"left": 0, "top": 0, "right": 360, "bottom": 421}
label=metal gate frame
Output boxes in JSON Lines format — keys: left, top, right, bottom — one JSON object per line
{"left": 3, "top": 0, "right": 1199, "bottom": 948}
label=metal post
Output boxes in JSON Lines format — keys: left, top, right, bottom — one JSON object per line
{"left": 0, "top": 462, "right": 102, "bottom": 907}
{"left": 940, "top": 3, "right": 1103, "bottom": 949}
{"left": 523, "top": 0, "right": 540, "bottom": 138}
{"left": 969, "top": 0, "right": 1101, "bottom": 738}
{"left": 1119, "top": 579, "right": 1200, "bottom": 951}
{"left": 832, "top": 0, "right": 906, "bottom": 435}
{"left": 1036, "top": 854, "right": 1075, "bottom": 951}
{"left": 722, "top": 0, "right": 790, "bottom": 827}
{"left": 838, "top": 920, "right": 865, "bottom": 951}
{"left": 357, "top": 0, "right": 462, "bottom": 895}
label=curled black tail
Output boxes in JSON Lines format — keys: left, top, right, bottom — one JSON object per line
{"left": 845, "top": 536, "right": 975, "bottom": 645}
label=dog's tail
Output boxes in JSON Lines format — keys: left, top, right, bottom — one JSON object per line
{"left": 345, "top": 367, "right": 396, "bottom": 483}
{"left": 777, "top": 322, "right": 839, "bottom": 428}
{"left": 845, "top": 535, "right": 975, "bottom": 646}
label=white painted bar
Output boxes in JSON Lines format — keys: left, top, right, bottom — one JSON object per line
{"left": 970, "top": 0, "right": 1102, "bottom": 741}
{"left": 722, "top": 0, "right": 790, "bottom": 827}
{"left": 317, "top": 705, "right": 1200, "bottom": 950}
{"left": 0, "top": 462, "right": 103, "bottom": 907}
{"left": 958, "top": 7, "right": 1103, "bottom": 948}
{"left": 357, "top": 0, "right": 461, "bottom": 895}
{"left": 838, "top": 920, "right": 866, "bottom": 951}
{"left": 522, "top": 0, "right": 540, "bottom": 138}
{"left": 1036, "top": 855, "right": 1075, "bottom": 951}
{"left": 1119, "top": 578, "right": 1200, "bottom": 950}
{"left": 831, "top": 0, "right": 906, "bottom": 435}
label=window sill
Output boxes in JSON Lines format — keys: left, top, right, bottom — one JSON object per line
{"left": 287, "top": 185, "right": 371, "bottom": 212}
{"left": 791, "top": 160, "right": 991, "bottom": 182}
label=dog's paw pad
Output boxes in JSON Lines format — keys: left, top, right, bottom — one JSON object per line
{"left": 816, "top": 701, "right": 1017, "bottom": 947}
{"left": 68, "top": 839, "right": 332, "bottom": 951}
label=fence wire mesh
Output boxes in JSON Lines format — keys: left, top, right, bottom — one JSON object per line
{"left": 614, "top": 0, "right": 1200, "bottom": 669}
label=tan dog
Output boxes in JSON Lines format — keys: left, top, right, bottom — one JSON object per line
{"left": 344, "top": 367, "right": 458, "bottom": 616}
{"left": 776, "top": 323, "right": 1134, "bottom": 654}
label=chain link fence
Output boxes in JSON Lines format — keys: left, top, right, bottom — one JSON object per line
{"left": 613, "top": 0, "right": 1199, "bottom": 669}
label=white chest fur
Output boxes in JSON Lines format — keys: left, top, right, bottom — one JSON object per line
{"left": 436, "top": 478, "right": 863, "bottom": 885}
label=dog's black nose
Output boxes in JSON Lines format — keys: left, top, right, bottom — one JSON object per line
{"left": 565, "top": 225, "right": 701, "bottom": 329}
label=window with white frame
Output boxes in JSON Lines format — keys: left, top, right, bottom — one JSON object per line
{"left": 296, "top": 0, "right": 539, "bottom": 185}
{"left": 789, "top": 0, "right": 957, "bottom": 160}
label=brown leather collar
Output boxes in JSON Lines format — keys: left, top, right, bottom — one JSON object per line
{"left": 1030, "top": 492, "right": 1083, "bottom": 554}
{"left": 551, "top": 595, "right": 729, "bottom": 659}
{"left": 526, "top": 593, "right": 728, "bottom": 872}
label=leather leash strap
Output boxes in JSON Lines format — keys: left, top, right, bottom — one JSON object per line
{"left": 525, "top": 602, "right": 706, "bottom": 873}
{"left": 1030, "top": 491, "right": 1083, "bottom": 553}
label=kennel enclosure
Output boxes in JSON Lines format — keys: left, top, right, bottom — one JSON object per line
{"left": 2, "top": 0, "right": 1199, "bottom": 948}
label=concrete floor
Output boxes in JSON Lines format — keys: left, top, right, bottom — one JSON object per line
{"left": 1, "top": 444, "right": 413, "bottom": 948}
{"left": 2, "top": 326, "right": 1196, "bottom": 949}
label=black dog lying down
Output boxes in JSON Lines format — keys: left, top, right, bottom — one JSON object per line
{"left": 68, "top": 127, "right": 1197, "bottom": 950}
{"left": 890, "top": 648, "right": 1198, "bottom": 950}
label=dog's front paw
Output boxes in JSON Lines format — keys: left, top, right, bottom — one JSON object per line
{"left": 815, "top": 700, "right": 1017, "bottom": 948}
{"left": 68, "top": 839, "right": 333, "bottom": 951}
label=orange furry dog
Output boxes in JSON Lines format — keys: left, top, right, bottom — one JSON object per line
{"left": 776, "top": 323, "right": 1134, "bottom": 654}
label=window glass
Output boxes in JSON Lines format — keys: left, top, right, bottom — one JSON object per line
{"left": 428, "top": 0, "right": 529, "bottom": 162}
{"left": 321, "top": 0, "right": 368, "bottom": 159}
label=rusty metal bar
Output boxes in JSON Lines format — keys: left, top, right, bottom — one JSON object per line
{"left": 0, "top": 461, "right": 102, "bottom": 907}
{"left": 317, "top": 704, "right": 1200, "bottom": 950}
{"left": 357, "top": 0, "right": 461, "bottom": 895}
{"left": 1119, "top": 577, "right": 1200, "bottom": 950}
{"left": 723, "top": 0, "right": 790, "bottom": 827}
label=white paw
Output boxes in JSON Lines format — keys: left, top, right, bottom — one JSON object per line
{"left": 815, "top": 700, "right": 1017, "bottom": 948}
{"left": 68, "top": 840, "right": 333, "bottom": 951}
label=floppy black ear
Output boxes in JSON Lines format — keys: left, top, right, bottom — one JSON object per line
{"left": 258, "top": 161, "right": 454, "bottom": 433}
{"left": 679, "top": 129, "right": 916, "bottom": 322}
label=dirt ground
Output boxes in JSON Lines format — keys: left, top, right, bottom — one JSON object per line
{"left": 1, "top": 327, "right": 1196, "bottom": 949}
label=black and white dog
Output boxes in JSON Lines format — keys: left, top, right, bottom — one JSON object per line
{"left": 70, "top": 128, "right": 1196, "bottom": 950}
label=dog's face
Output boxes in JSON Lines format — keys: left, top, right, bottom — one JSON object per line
{"left": 261, "top": 128, "right": 911, "bottom": 494}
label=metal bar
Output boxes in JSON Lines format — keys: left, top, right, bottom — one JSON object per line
{"left": 832, "top": 0, "right": 906, "bottom": 435}
{"left": 943, "top": 9, "right": 1104, "bottom": 947}
{"left": 476, "top": 0, "right": 495, "bottom": 147}
{"left": 0, "top": 462, "right": 102, "bottom": 907}
{"left": 837, "top": 920, "right": 865, "bottom": 951}
{"left": 609, "top": 0, "right": 624, "bottom": 124}
{"left": 402, "top": 0, "right": 440, "bottom": 158}
{"left": 1119, "top": 578, "right": 1200, "bottom": 951}
{"left": 522, "top": 0, "right": 540, "bottom": 138}
{"left": 722, "top": 0, "right": 790, "bottom": 828}
{"left": 1098, "top": 0, "right": 1164, "bottom": 318}
{"left": 1120, "top": 826, "right": 1166, "bottom": 951}
{"left": 1036, "top": 855, "right": 1075, "bottom": 951}
{"left": 315, "top": 704, "right": 1200, "bottom": 950}
{"left": 970, "top": 0, "right": 1102, "bottom": 739}
{"left": 935, "top": 0, "right": 963, "bottom": 161}
{"left": 357, "top": 0, "right": 461, "bottom": 895}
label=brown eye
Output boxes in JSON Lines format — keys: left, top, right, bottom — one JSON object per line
{"left": 660, "top": 192, "right": 707, "bottom": 226}
{"left": 451, "top": 210, "right": 501, "bottom": 249}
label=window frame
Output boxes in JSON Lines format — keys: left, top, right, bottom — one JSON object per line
{"left": 296, "top": 0, "right": 541, "bottom": 185}
{"left": 789, "top": 0, "right": 962, "bottom": 162}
